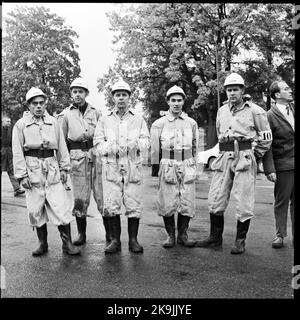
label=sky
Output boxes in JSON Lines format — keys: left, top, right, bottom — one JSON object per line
{"left": 2, "top": 2, "right": 137, "bottom": 114}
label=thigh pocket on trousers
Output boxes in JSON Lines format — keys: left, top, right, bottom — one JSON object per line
{"left": 183, "top": 162, "right": 196, "bottom": 184}
{"left": 211, "top": 153, "right": 226, "bottom": 172}
{"left": 47, "top": 158, "right": 61, "bottom": 185}
{"left": 128, "top": 161, "right": 142, "bottom": 183}
{"left": 26, "top": 157, "right": 42, "bottom": 186}
{"left": 235, "top": 152, "right": 253, "bottom": 171}
{"left": 163, "top": 163, "right": 177, "bottom": 184}
{"left": 70, "top": 150, "right": 86, "bottom": 177}
{"left": 105, "top": 162, "right": 120, "bottom": 183}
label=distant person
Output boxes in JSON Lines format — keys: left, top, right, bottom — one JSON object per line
{"left": 195, "top": 73, "right": 272, "bottom": 254}
{"left": 59, "top": 78, "right": 103, "bottom": 247}
{"left": 12, "top": 87, "right": 80, "bottom": 256}
{"left": 151, "top": 85, "right": 198, "bottom": 248}
{"left": 94, "top": 79, "right": 150, "bottom": 254}
{"left": 1, "top": 116, "right": 25, "bottom": 196}
{"left": 262, "top": 80, "right": 294, "bottom": 248}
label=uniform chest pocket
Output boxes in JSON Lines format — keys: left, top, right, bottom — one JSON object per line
{"left": 85, "top": 117, "right": 96, "bottom": 128}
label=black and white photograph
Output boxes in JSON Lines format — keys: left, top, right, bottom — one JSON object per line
{"left": 1, "top": 1, "right": 297, "bottom": 313}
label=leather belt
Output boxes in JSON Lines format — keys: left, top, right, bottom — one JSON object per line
{"left": 68, "top": 139, "right": 93, "bottom": 151}
{"left": 24, "top": 149, "right": 55, "bottom": 158}
{"left": 219, "top": 141, "right": 252, "bottom": 152}
{"left": 161, "top": 149, "right": 193, "bottom": 160}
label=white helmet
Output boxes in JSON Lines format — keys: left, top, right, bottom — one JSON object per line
{"left": 70, "top": 78, "right": 89, "bottom": 92}
{"left": 26, "top": 87, "right": 47, "bottom": 102}
{"left": 224, "top": 73, "right": 245, "bottom": 87}
{"left": 111, "top": 80, "right": 131, "bottom": 95}
{"left": 166, "top": 85, "right": 186, "bottom": 99}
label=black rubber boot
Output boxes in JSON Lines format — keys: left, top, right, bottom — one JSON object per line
{"left": 128, "top": 218, "right": 143, "bottom": 253}
{"left": 177, "top": 214, "right": 196, "bottom": 247}
{"left": 231, "top": 219, "right": 251, "bottom": 254}
{"left": 105, "top": 216, "right": 121, "bottom": 254}
{"left": 32, "top": 224, "right": 48, "bottom": 256}
{"left": 195, "top": 213, "right": 224, "bottom": 248}
{"left": 162, "top": 216, "right": 176, "bottom": 248}
{"left": 102, "top": 216, "right": 112, "bottom": 246}
{"left": 73, "top": 217, "right": 87, "bottom": 246}
{"left": 58, "top": 224, "right": 81, "bottom": 255}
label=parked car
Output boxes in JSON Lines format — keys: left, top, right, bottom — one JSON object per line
{"left": 197, "top": 143, "right": 219, "bottom": 170}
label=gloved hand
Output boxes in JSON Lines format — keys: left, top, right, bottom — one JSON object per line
{"left": 60, "top": 170, "right": 68, "bottom": 184}
{"left": 20, "top": 177, "right": 32, "bottom": 189}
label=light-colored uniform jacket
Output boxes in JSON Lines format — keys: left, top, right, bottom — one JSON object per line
{"left": 150, "top": 111, "right": 199, "bottom": 218}
{"left": 12, "top": 111, "right": 72, "bottom": 227}
{"left": 208, "top": 100, "right": 272, "bottom": 221}
{"left": 93, "top": 107, "right": 150, "bottom": 218}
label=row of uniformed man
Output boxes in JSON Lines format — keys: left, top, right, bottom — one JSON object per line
{"left": 11, "top": 73, "right": 294, "bottom": 258}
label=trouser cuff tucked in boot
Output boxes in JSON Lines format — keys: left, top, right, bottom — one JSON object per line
{"left": 195, "top": 212, "right": 224, "bottom": 248}
{"left": 105, "top": 215, "right": 121, "bottom": 254}
{"left": 230, "top": 218, "right": 251, "bottom": 255}
{"left": 128, "top": 218, "right": 143, "bottom": 253}
{"left": 163, "top": 215, "right": 176, "bottom": 248}
{"left": 32, "top": 224, "right": 48, "bottom": 256}
{"left": 177, "top": 214, "right": 195, "bottom": 247}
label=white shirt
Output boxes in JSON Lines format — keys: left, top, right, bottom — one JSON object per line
{"left": 276, "top": 103, "right": 294, "bottom": 130}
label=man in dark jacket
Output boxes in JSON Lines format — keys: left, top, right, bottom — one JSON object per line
{"left": 262, "top": 80, "right": 294, "bottom": 248}
{"left": 1, "top": 116, "right": 25, "bottom": 196}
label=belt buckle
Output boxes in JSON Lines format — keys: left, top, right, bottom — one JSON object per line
{"left": 234, "top": 140, "right": 239, "bottom": 158}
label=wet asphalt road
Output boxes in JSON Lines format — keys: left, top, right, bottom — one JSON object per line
{"left": 1, "top": 167, "right": 294, "bottom": 299}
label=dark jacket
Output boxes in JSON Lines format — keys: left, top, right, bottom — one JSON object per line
{"left": 262, "top": 103, "right": 294, "bottom": 174}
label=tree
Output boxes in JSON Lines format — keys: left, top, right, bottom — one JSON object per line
{"left": 97, "top": 3, "right": 294, "bottom": 147}
{"left": 240, "top": 3, "right": 294, "bottom": 110}
{"left": 2, "top": 6, "right": 81, "bottom": 121}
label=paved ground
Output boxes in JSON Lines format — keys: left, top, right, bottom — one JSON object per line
{"left": 1, "top": 167, "right": 294, "bottom": 299}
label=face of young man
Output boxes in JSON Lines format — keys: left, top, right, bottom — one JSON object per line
{"left": 226, "top": 85, "right": 244, "bottom": 105}
{"left": 29, "top": 96, "right": 47, "bottom": 118}
{"left": 276, "top": 81, "right": 293, "bottom": 103}
{"left": 71, "top": 87, "right": 88, "bottom": 106}
{"left": 113, "top": 90, "right": 130, "bottom": 111}
{"left": 2, "top": 117, "right": 11, "bottom": 128}
{"left": 168, "top": 94, "right": 184, "bottom": 116}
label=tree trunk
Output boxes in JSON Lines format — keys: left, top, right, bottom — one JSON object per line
{"left": 205, "top": 114, "right": 218, "bottom": 149}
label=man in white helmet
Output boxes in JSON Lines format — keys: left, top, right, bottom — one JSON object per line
{"left": 150, "top": 85, "right": 199, "bottom": 249}
{"left": 93, "top": 79, "right": 150, "bottom": 254}
{"left": 59, "top": 78, "right": 103, "bottom": 247}
{"left": 12, "top": 87, "right": 80, "bottom": 256}
{"left": 195, "top": 73, "right": 272, "bottom": 254}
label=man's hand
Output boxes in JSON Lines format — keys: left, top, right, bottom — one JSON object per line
{"left": 20, "top": 177, "right": 32, "bottom": 189}
{"left": 266, "top": 172, "right": 277, "bottom": 183}
{"left": 60, "top": 170, "right": 68, "bottom": 184}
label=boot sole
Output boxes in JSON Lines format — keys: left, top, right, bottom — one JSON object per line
{"left": 63, "top": 250, "right": 81, "bottom": 255}
{"left": 32, "top": 248, "right": 48, "bottom": 256}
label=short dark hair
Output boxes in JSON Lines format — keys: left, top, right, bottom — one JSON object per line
{"left": 269, "top": 81, "right": 281, "bottom": 100}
